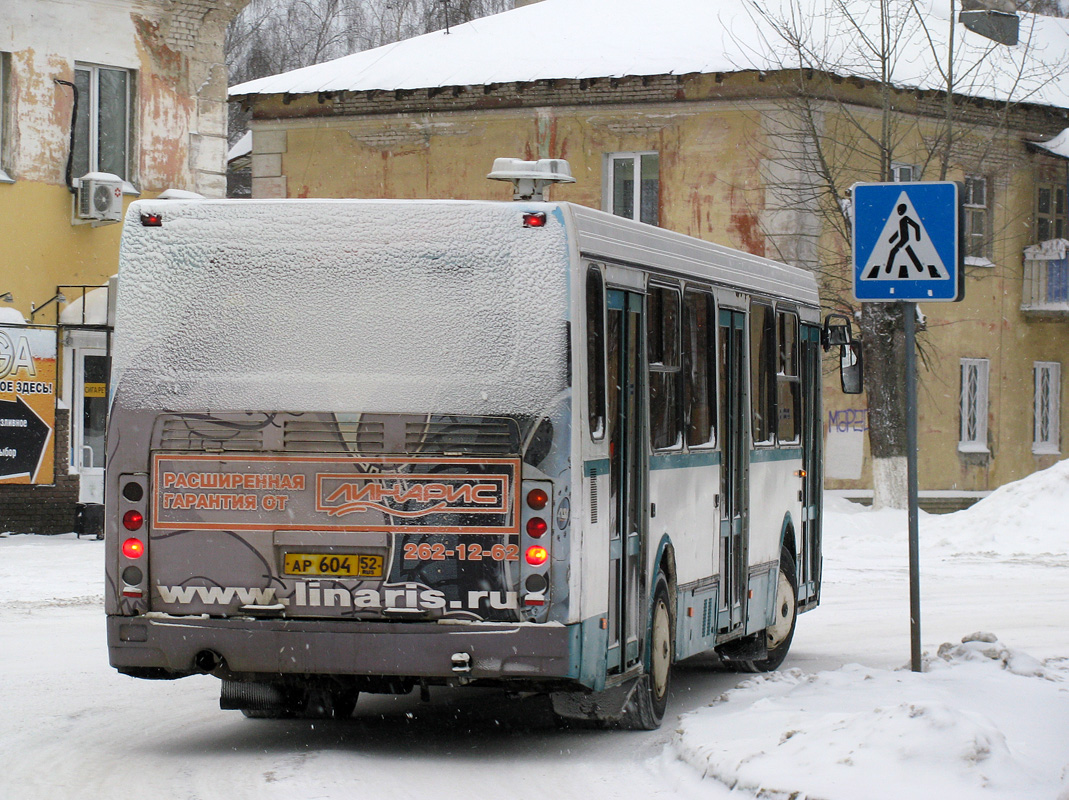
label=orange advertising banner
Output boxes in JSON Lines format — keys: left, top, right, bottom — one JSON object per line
{"left": 0, "top": 325, "right": 57, "bottom": 485}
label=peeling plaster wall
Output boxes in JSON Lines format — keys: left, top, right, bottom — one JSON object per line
{"left": 0, "top": 0, "right": 246, "bottom": 195}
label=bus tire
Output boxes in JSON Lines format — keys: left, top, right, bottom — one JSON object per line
{"left": 745, "top": 546, "right": 798, "bottom": 673}
{"left": 624, "top": 575, "right": 672, "bottom": 730}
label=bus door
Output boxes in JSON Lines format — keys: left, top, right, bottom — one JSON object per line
{"left": 717, "top": 309, "right": 748, "bottom": 634}
{"left": 606, "top": 289, "right": 646, "bottom": 674}
{"left": 799, "top": 325, "right": 823, "bottom": 604}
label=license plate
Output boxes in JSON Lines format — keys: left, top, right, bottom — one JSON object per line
{"left": 283, "top": 553, "right": 384, "bottom": 578}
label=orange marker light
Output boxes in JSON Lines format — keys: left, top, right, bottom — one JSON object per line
{"left": 525, "top": 545, "right": 549, "bottom": 566}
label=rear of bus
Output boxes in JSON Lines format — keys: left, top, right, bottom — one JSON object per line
{"left": 105, "top": 199, "right": 577, "bottom": 715}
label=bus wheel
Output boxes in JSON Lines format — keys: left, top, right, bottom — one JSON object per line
{"left": 745, "top": 546, "right": 797, "bottom": 673}
{"left": 331, "top": 689, "right": 359, "bottom": 719}
{"left": 624, "top": 575, "right": 673, "bottom": 730}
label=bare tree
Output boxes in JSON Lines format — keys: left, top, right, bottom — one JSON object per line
{"left": 226, "top": 0, "right": 512, "bottom": 143}
{"left": 744, "top": 0, "right": 1067, "bottom": 507}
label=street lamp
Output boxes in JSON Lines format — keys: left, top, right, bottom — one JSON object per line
{"left": 959, "top": 0, "right": 1020, "bottom": 46}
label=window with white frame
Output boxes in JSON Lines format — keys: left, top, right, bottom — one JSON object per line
{"left": 606, "top": 152, "right": 659, "bottom": 226}
{"left": 891, "top": 163, "right": 916, "bottom": 182}
{"left": 963, "top": 175, "right": 989, "bottom": 259}
{"left": 73, "top": 63, "right": 131, "bottom": 181}
{"left": 0, "top": 53, "right": 12, "bottom": 183}
{"left": 959, "top": 358, "right": 990, "bottom": 452}
{"left": 1034, "top": 361, "right": 1061, "bottom": 454}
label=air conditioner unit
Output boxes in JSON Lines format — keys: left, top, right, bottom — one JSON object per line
{"left": 76, "top": 172, "right": 124, "bottom": 223}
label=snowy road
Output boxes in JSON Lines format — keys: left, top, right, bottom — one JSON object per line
{"left": 2, "top": 471, "right": 1068, "bottom": 799}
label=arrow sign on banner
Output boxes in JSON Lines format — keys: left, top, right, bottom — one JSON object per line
{"left": 0, "top": 396, "right": 52, "bottom": 480}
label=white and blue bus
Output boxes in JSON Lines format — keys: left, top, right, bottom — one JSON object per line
{"left": 105, "top": 162, "right": 859, "bottom": 728}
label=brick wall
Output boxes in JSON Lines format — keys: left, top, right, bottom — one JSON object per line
{"left": 0, "top": 409, "right": 81, "bottom": 535}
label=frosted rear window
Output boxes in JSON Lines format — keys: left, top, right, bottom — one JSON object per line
{"left": 113, "top": 200, "right": 570, "bottom": 417}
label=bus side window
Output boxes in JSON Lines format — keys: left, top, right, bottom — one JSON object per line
{"left": 777, "top": 310, "right": 801, "bottom": 444}
{"left": 587, "top": 267, "right": 606, "bottom": 440}
{"left": 750, "top": 303, "right": 777, "bottom": 445}
{"left": 648, "top": 284, "right": 682, "bottom": 450}
{"left": 684, "top": 290, "right": 716, "bottom": 448}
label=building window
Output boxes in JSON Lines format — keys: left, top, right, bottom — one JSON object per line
{"left": 959, "top": 358, "right": 990, "bottom": 453}
{"left": 648, "top": 284, "right": 681, "bottom": 450}
{"left": 0, "top": 53, "right": 12, "bottom": 183}
{"left": 963, "top": 175, "right": 989, "bottom": 259}
{"left": 1034, "top": 362, "right": 1061, "bottom": 454}
{"left": 607, "top": 152, "right": 659, "bottom": 226}
{"left": 891, "top": 163, "right": 916, "bottom": 182}
{"left": 1036, "top": 182, "right": 1066, "bottom": 242}
{"left": 73, "top": 63, "right": 131, "bottom": 181}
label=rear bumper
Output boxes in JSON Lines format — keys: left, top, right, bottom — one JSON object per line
{"left": 108, "top": 614, "right": 574, "bottom": 682}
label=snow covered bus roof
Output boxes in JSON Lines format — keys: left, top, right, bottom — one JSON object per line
{"left": 229, "top": 0, "right": 1069, "bottom": 113}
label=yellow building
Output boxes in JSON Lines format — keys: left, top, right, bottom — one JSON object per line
{"left": 231, "top": 0, "right": 1069, "bottom": 504}
{"left": 0, "top": 0, "right": 247, "bottom": 533}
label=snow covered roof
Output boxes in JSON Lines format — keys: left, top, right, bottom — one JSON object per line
{"left": 227, "top": 131, "right": 252, "bottom": 163}
{"left": 229, "top": 0, "right": 1069, "bottom": 112}
{"left": 1030, "top": 127, "right": 1069, "bottom": 158}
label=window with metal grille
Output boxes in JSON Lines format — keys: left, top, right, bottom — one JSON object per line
{"left": 959, "top": 358, "right": 990, "bottom": 453}
{"left": 606, "top": 152, "right": 659, "bottom": 226}
{"left": 1034, "top": 361, "right": 1061, "bottom": 455}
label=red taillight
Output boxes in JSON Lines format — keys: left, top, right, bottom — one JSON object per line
{"left": 525, "top": 545, "right": 548, "bottom": 566}
{"left": 122, "top": 538, "right": 145, "bottom": 559}
{"left": 526, "top": 517, "right": 548, "bottom": 538}
{"left": 526, "top": 488, "right": 549, "bottom": 510}
{"left": 522, "top": 211, "right": 547, "bottom": 228}
{"left": 122, "top": 510, "right": 144, "bottom": 531}
{"left": 140, "top": 212, "right": 163, "bottom": 227}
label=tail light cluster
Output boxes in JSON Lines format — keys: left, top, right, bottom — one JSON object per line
{"left": 520, "top": 481, "right": 553, "bottom": 609}
{"left": 118, "top": 475, "right": 148, "bottom": 601}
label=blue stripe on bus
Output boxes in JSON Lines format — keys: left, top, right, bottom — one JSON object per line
{"left": 584, "top": 458, "right": 610, "bottom": 476}
{"left": 586, "top": 448, "right": 799, "bottom": 476}
{"left": 649, "top": 450, "right": 722, "bottom": 470}
{"left": 750, "top": 447, "right": 803, "bottom": 463}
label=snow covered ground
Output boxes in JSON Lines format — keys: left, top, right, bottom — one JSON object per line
{"left": 2, "top": 460, "right": 1068, "bottom": 799}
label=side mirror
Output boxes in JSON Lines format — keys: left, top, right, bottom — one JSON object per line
{"left": 822, "top": 313, "right": 853, "bottom": 350}
{"left": 840, "top": 341, "right": 864, "bottom": 394}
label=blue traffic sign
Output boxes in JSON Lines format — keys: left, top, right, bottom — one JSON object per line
{"left": 853, "top": 182, "right": 963, "bottom": 302}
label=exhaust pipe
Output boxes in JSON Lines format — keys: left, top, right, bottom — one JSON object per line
{"left": 194, "top": 649, "right": 223, "bottom": 674}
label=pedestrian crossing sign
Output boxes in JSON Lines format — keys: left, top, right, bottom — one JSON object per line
{"left": 853, "top": 181, "right": 963, "bottom": 302}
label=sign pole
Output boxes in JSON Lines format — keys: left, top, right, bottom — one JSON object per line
{"left": 904, "top": 301, "right": 922, "bottom": 672}
{"left": 852, "top": 180, "right": 962, "bottom": 672}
